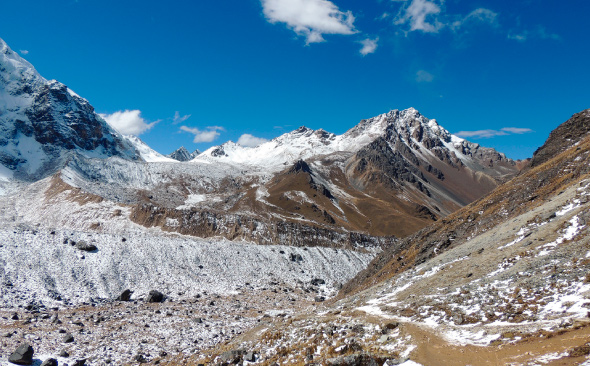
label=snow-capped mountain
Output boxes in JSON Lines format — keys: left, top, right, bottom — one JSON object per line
{"left": 167, "top": 146, "right": 200, "bottom": 161}
{"left": 0, "top": 38, "right": 140, "bottom": 181}
{"left": 173, "top": 108, "right": 520, "bottom": 237}
{"left": 0, "top": 36, "right": 520, "bottom": 241}
{"left": 196, "top": 108, "right": 515, "bottom": 177}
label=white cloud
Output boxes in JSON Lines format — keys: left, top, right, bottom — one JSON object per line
{"left": 359, "top": 37, "right": 379, "bottom": 56}
{"left": 99, "top": 110, "right": 158, "bottom": 135}
{"left": 180, "top": 126, "right": 224, "bottom": 143}
{"left": 237, "top": 134, "right": 269, "bottom": 148}
{"left": 173, "top": 111, "right": 191, "bottom": 124}
{"left": 416, "top": 70, "right": 434, "bottom": 82}
{"left": 19, "top": 50, "right": 29, "bottom": 55}
{"left": 261, "top": 0, "right": 356, "bottom": 44}
{"left": 455, "top": 127, "right": 533, "bottom": 138}
{"left": 395, "top": 0, "right": 442, "bottom": 33}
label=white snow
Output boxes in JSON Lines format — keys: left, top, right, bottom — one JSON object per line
{"left": 123, "top": 135, "right": 177, "bottom": 163}
{"left": 0, "top": 164, "right": 13, "bottom": 181}
{"left": 0, "top": 227, "right": 375, "bottom": 309}
{"left": 538, "top": 216, "right": 585, "bottom": 256}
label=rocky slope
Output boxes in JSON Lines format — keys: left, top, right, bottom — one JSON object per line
{"left": 122, "top": 109, "right": 522, "bottom": 240}
{"left": 0, "top": 38, "right": 141, "bottom": 181}
{"left": 530, "top": 108, "right": 590, "bottom": 168}
{"left": 182, "top": 110, "right": 590, "bottom": 365}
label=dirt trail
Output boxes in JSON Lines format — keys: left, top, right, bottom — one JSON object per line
{"left": 402, "top": 323, "right": 590, "bottom": 366}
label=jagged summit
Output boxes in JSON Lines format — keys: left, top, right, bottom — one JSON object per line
{"left": 167, "top": 146, "right": 199, "bottom": 162}
{"left": 0, "top": 37, "right": 141, "bottom": 181}
{"left": 196, "top": 107, "right": 514, "bottom": 176}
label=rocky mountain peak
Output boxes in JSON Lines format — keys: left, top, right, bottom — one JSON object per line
{"left": 167, "top": 146, "right": 199, "bottom": 162}
{"left": 0, "top": 37, "right": 140, "bottom": 181}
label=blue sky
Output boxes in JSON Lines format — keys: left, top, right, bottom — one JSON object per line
{"left": 1, "top": 0, "right": 589, "bottom": 159}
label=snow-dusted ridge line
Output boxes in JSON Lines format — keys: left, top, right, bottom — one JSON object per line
{"left": 192, "top": 108, "right": 476, "bottom": 173}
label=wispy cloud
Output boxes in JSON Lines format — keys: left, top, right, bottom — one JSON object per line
{"left": 173, "top": 111, "right": 191, "bottom": 124}
{"left": 359, "top": 37, "right": 379, "bottom": 56}
{"left": 455, "top": 127, "right": 533, "bottom": 138}
{"left": 395, "top": 1, "right": 497, "bottom": 34}
{"left": 180, "top": 126, "right": 224, "bottom": 143}
{"left": 451, "top": 8, "right": 498, "bottom": 31}
{"left": 508, "top": 26, "right": 560, "bottom": 42}
{"left": 261, "top": 0, "right": 356, "bottom": 44}
{"left": 416, "top": 69, "right": 434, "bottom": 82}
{"left": 237, "top": 134, "right": 269, "bottom": 147}
{"left": 99, "top": 110, "right": 158, "bottom": 135}
{"left": 19, "top": 50, "right": 29, "bottom": 55}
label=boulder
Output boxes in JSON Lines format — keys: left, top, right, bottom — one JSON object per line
{"left": 311, "top": 278, "right": 325, "bottom": 286}
{"left": 134, "top": 354, "right": 148, "bottom": 363}
{"left": 117, "top": 289, "right": 133, "bottom": 301}
{"left": 72, "top": 359, "right": 86, "bottom": 366}
{"left": 50, "top": 313, "right": 61, "bottom": 324}
{"left": 59, "top": 350, "right": 69, "bottom": 358}
{"left": 146, "top": 290, "right": 165, "bottom": 303}
{"left": 41, "top": 359, "right": 58, "bottom": 366}
{"left": 75, "top": 241, "right": 97, "bottom": 252}
{"left": 63, "top": 333, "right": 74, "bottom": 343}
{"left": 290, "top": 253, "right": 303, "bottom": 262}
{"left": 8, "top": 344, "right": 34, "bottom": 365}
{"left": 244, "top": 352, "right": 257, "bottom": 362}
{"left": 220, "top": 349, "right": 245, "bottom": 364}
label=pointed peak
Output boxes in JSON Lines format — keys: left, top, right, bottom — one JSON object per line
{"left": 288, "top": 159, "right": 312, "bottom": 174}
{"left": 294, "top": 126, "right": 312, "bottom": 134}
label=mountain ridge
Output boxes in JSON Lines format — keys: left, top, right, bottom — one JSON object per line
{"left": 0, "top": 37, "right": 141, "bottom": 181}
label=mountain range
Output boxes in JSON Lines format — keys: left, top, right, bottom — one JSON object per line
{"left": 1, "top": 36, "right": 589, "bottom": 366}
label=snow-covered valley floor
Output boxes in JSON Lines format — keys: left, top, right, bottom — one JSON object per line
{"left": 0, "top": 225, "right": 376, "bottom": 365}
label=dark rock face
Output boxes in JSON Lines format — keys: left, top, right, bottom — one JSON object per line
{"left": 168, "top": 146, "right": 199, "bottom": 161}
{"left": 531, "top": 109, "right": 590, "bottom": 167}
{"left": 289, "top": 160, "right": 313, "bottom": 174}
{"left": 146, "top": 290, "right": 165, "bottom": 303}
{"left": 8, "top": 343, "right": 34, "bottom": 365}
{"left": 0, "top": 38, "right": 140, "bottom": 181}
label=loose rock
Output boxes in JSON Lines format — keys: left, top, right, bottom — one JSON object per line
{"left": 63, "top": 333, "right": 75, "bottom": 343}
{"left": 41, "top": 358, "right": 58, "bottom": 366}
{"left": 146, "top": 290, "right": 165, "bottom": 303}
{"left": 118, "top": 289, "right": 133, "bottom": 301}
{"left": 8, "top": 344, "right": 34, "bottom": 365}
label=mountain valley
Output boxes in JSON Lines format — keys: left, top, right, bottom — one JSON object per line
{"left": 1, "top": 36, "right": 590, "bottom": 366}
